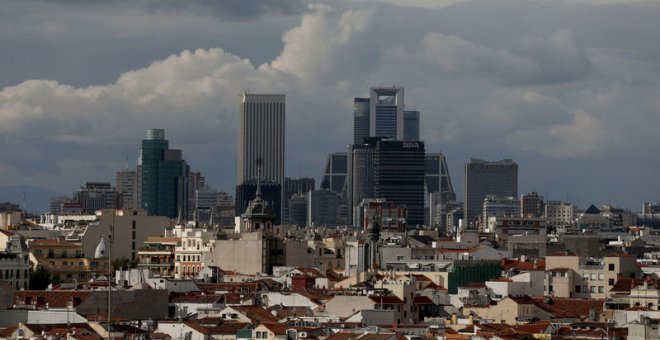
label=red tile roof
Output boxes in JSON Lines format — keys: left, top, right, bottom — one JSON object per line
{"left": 531, "top": 297, "right": 604, "bottom": 319}
{"left": 15, "top": 291, "right": 94, "bottom": 308}
{"left": 260, "top": 323, "right": 290, "bottom": 335}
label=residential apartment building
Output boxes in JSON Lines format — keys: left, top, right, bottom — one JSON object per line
{"left": 545, "top": 252, "right": 642, "bottom": 299}
{"left": 29, "top": 239, "right": 109, "bottom": 282}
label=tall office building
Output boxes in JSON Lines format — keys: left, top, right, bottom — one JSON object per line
{"left": 320, "top": 152, "right": 348, "bottom": 198}
{"left": 187, "top": 172, "right": 206, "bottom": 220}
{"left": 354, "top": 98, "right": 370, "bottom": 144}
{"left": 139, "top": 129, "right": 190, "bottom": 219}
{"left": 284, "top": 177, "right": 315, "bottom": 199}
{"left": 347, "top": 142, "right": 376, "bottom": 226}
{"left": 116, "top": 168, "right": 138, "bottom": 210}
{"left": 370, "top": 87, "right": 404, "bottom": 140}
{"left": 425, "top": 153, "right": 455, "bottom": 230}
{"left": 238, "top": 93, "right": 286, "bottom": 221}
{"left": 463, "top": 158, "right": 518, "bottom": 227}
{"left": 374, "top": 140, "right": 426, "bottom": 228}
{"left": 74, "top": 182, "right": 117, "bottom": 214}
{"left": 403, "top": 110, "right": 420, "bottom": 141}
{"left": 425, "top": 153, "right": 455, "bottom": 198}
{"left": 307, "top": 189, "right": 338, "bottom": 227}
{"left": 353, "top": 87, "right": 406, "bottom": 144}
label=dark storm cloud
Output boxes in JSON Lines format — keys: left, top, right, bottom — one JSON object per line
{"left": 1, "top": 0, "right": 659, "bottom": 210}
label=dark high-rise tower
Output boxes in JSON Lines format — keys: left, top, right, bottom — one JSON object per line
{"left": 374, "top": 140, "right": 426, "bottom": 227}
{"left": 347, "top": 142, "right": 376, "bottom": 226}
{"left": 463, "top": 158, "right": 518, "bottom": 227}
{"left": 320, "top": 152, "right": 347, "bottom": 198}
{"left": 353, "top": 98, "right": 370, "bottom": 144}
{"left": 140, "top": 129, "right": 189, "bottom": 218}
{"left": 403, "top": 110, "right": 420, "bottom": 141}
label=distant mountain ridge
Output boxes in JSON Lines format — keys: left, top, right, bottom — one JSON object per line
{"left": 0, "top": 185, "right": 62, "bottom": 214}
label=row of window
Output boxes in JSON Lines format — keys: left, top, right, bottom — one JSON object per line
{"left": 0, "top": 269, "right": 28, "bottom": 279}
{"left": 176, "top": 255, "right": 201, "bottom": 262}
{"left": 582, "top": 273, "right": 606, "bottom": 281}
{"left": 34, "top": 249, "right": 83, "bottom": 258}
{"left": 575, "top": 285, "right": 605, "bottom": 294}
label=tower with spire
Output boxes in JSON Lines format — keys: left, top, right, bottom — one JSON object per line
{"left": 240, "top": 157, "right": 276, "bottom": 234}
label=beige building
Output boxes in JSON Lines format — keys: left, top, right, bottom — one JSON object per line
{"left": 204, "top": 232, "right": 309, "bottom": 275}
{"left": 29, "top": 238, "right": 110, "bottom": 282}
{"left": 463, "top": 296, "right": 551, "bottom": 324}
{"left": 545, "top": 252, "right": 641, "bottom": 299}
{"left": 81, "top": 209, "right": 172, "bottom": 262}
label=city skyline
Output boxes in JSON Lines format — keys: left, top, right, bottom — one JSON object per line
{"left": 1, "top": 0, "right": 660, "bottom": 211}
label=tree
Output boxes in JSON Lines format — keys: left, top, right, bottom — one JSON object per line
{"left": 29, "top": 265, "right": 52, "bottom": 290}
{"left": 112, "top": 257, "right": 137, "bottom": 271}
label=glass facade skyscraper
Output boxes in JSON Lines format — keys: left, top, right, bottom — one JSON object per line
{"left": 140, "top": 129, "right": 189, "bottom": 218}
{"left": 353, "top": 98, "right": 370, "bottom": 144}
{"left": 403, "top": 110, "right": 420, "bottom": 141}
{"left": 370, "top": 87, "right": 404, "bottom": 140}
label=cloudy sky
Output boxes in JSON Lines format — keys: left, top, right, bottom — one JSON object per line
{"left": 1, "top": 0, "right": 659, "bottom": 211}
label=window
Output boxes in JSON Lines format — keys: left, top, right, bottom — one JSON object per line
{"left": 598, "top": 286, "right": 604, "bottom": 293}
{"left": 609, "top": 263, "right": 615, "bottom": 271}
{"left": 256, "top": 332, "right": 261, "bottom": 338}
{"left": 575, "top": 285, "right": 581, "bottom": 293}
{"left": 598, "top": 274, "right": 605, "bottom": 281}
{"left": 609, "top": 278, "right": 615, "bottom": 286}
{"left": 590, "top": 286, "right": 596, "bottom": 293}
{"left": 61, "top": 250, "right": 67, "bottom": 258}
{"left": 591, "top": 273, "right": 597, "bottom": 280}
{"left": 583, "top": 273, "right": 589, "bottom": 280}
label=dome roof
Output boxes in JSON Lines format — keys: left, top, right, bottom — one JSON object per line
{"left": 244, "top": 195, "right": 275, "bottom": 219}
{"left": 94, "top": 236, "right": 107, "bottom": 259}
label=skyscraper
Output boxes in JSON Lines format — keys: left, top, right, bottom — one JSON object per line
{"left": 426, "top": 153, "right": 456, "bottom": 231}
{"left": 116, "top": 168, "right": 138, "bottom": 209}
{"left": 74, "top": 182, "right": 117, "bottom": 214}
{"left": 425, "top": 153, "right": 455, "bottom": 198}
{"left": 347, "top": 142, "right": 375, "bottom": 226}
{"left": 238, "top": 93, "right": 286, "bottom": 221}
{"left": 403, "top": 110, "right": 420, "bottom": 141}
{"left": 139, "top": 129, "right": 189, "bottom": 218}
{"left": 374, "top": 140, "right": 426, "bottom": 227}
{"left": 320, "top": 152, "right": 347, "bottom": 198}
{"left": 370, "top": 87, "right": 404, "bottom": 140}
{"left": 463, "top": 158, "right": 518, "bottom": 227}
{"left": 353, "top": 98, "right": 370, "bottom": 144}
